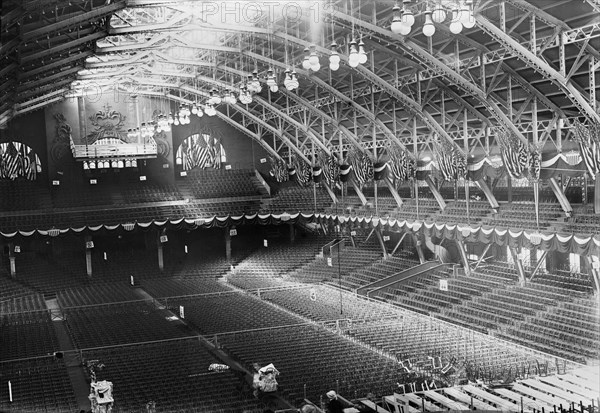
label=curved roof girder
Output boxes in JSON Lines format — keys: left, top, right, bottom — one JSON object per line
{"left": 477, "top": 16, "right": 600, "bottom": 124}
{"left": 329, "top": 10, "right": 533, "bottom": 148}
{"left": 241, "top": 50, "right": 416, "bottom": 158}
{"left": 184, "top": 72, "right": 334, "bottom": 158}
{"left": 168, "top": 85, "right": 299, "bottom": 163}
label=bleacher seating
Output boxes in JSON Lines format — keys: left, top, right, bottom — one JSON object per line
{"left": 177, "top": 168, "right": 263, "bottom": 199}
{"left": 0, "top": 357, "right": 78, "bottom": 412}
{"left": 87, "top": 338, "right": 266, "bottom": 413}
{"left": 339, "top": 252, "right": 420, "bottom": 291}
{"left": 63, "top": 301, "right": 190, "bottom": 348}
{"left": 483, "top": 202, "right": 565, "bottom": 231}
{"left": 1, "top": 310, "right": 59, "bottom": 361}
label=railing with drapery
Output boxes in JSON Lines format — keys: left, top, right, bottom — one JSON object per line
{"left": 72, "top": 140, "right": 157, "bottom": 159}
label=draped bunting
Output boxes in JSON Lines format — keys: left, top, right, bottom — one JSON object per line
{"left": 0, "top": 141, "right": 41, "bottom": 181}
{"left": 292, "top": 155, "right": 311, "bottom": 187}
{"left": 312, "top": 166, "right": 322, "bottom": 183}
{"left": 373, "top": 161, "right": 388, "bottom": 180}
{"left": 177, "top": 134, "right": 221, "bottom": 171}
{"left": 2, "top": 211, "right": 598, "bottom": 256}
{"left": 347, "top": 149, "right": 373, "bottom": 186}
{"left": 388, "top": 145, "right": 415, "bottom": 183}
{"left": 269, "top": 157, "right": 289, "bottom": 183}
{"left": 317, "top": 150, "right": 339, "bottom": 186}
{"left": 572, "top": 119, "right": 600, "bottom": 179}
{"left": 339, "top": 164, "right": 352, "bottom": 182}
{"left": 498, "top": 131, "right": 530, "bottom": 179}
{"left": 434, "top": 139, "right": 466, "bottom": 181}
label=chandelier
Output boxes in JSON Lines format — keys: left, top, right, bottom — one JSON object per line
{"left": 390, "top": 0, "right": 475, "bottom": 37}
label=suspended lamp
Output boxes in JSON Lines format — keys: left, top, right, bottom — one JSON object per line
{"left": 401, "top": 0, "right": 415, "bottom": 27}
{"left": 422, "top": 9, "right": 435, "bottom": 37}
{"left": 348, "top": 38, "right": 360, "bottom": 68}
{"left": 301, "top": 47, "right": 311, "bottom": 70}
{"left": 449, "top": 8, "right": 463, "bottom": 34}
{"left": 357, "top": 38, "right": 367, "bottom": 64}
{"left": 390, "top": 4, "right": 404, "bottom": 34}
{"left": 432, "top": 3, "right": 447, "bottom": 23}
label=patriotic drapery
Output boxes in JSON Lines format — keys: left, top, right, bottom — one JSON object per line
{"left": 434, "top": 139, "right": 466, "bottom": 181}
{"left": 388, "top": 145, "right": 416, "bottom": 183}
{"left": 317, "top": 150, "right": 340, "bottom": 186}
{"left": 269, "top": 157, "right": 289, "bottom": 182}
{"left": 0, "top": 141, "right": 41, "bottom": 181}
{"left": 498, "top": 131, "right": 530, "bottom": 179}
{"left": 572, "top": 119, "right": 600, "bottom": 179}
{"left": 292, "top": 155, "right": 311, "bottom": 187}
{"left": 347, "top": 149, "right": 373, "bottom": 186}
{"left": 176, "top": 134, "right": 222, "bottom": 171}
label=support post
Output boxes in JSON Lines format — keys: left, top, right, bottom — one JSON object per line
{"left": 529, "top": 250, "right": 548, "bottom": 283}
{"left": 585, "top": 256, "right": 600, "bottom": 296}
{"left": 384, "top": 177, "right": 404, "bottom": 208}
{"left": 472, "top": 243, "right": 492, "bottom": 274}
{"left": 595, "top": 173, "right": 600, "bottom": 214}
{"left": 455, "top": 240, "right": 471, "bottom": 276}
{"left": 351, "top": 179, "right": 368, "bottom": 205}
{"left": 374, "top": 228, "right": 389, "bottom": 259}
{"left": 413, "top": 234, "right": 425, "bottom": 264}
{"left": 424, "top": 176, "right": 447, "bottom": 210}
{"left": 85, "top": 236, "right": 93, "bottom": 277}
{"left": 391, "top": 232, "right": 408, "bottom": 256}
{"left": 548, "top": 177, "right": 573, "bottom": 216}
{"left": 507, "top": 176, "right": 513, "bottom": 203}
{"left": 289, "top": 223, "right": 295, "bottom": 243}
{"left": 509, "top": 247, "right": 526, "bottom": 285}
{"left": 322, "top": 183, "right": 339, "bottom": 204}
{"left": 225, "top": 229, "right": 232, "bottom": 263}
{"left": 8, "top": 242, "right": 16, "bottom": 278}
{"left": 157, "top": 237, "right": 164, "bottom": 272}
{"left": 475, "top": 178, "right": 500, "bottom": 210}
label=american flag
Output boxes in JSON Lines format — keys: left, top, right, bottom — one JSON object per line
{"left": 269, "top": 157, "right": 289, "bottom": 182}
{"left": 573, "top": 120, "right": 600, "bottom": 178}
{"left": 3, "top": 142, "right": 23, "bottom": 180}
{"left": 498, "top": 131, "right": 529, "bottom": 179}
{"left": 348, "top": 149, "right": 373, "bottom": 186}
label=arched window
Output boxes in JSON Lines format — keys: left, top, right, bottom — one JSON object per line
{"left": 175, "top": 133, "right": 226, "bottom": 170}
{"left": 0, "top": 141, "right": 42, "bottom": 181}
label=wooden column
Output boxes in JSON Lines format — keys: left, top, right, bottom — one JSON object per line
{"left": 84, "top": 236, "right": 93, "bottom": 277}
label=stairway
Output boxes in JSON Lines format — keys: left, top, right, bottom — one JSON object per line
{"left": 46, "top": 297, "right": 92, "bottom": 412}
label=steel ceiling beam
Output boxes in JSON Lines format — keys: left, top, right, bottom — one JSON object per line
{"left": 478, "top": 15, "right": 600, "bottom": 124}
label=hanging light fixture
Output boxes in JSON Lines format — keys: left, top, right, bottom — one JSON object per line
{"left": 461, "top": 0, "right": 476, "bottom": 29}
{"left": 401, "top": 0, "right": 415, "bottom": 27}
{"left": 390, "top": 3, "right": 404, "bottom": 34}
{"left": 357, "top": 38, "right": 368, "bottom": 64}
{"left": 301, "top": 47, "right": 311, "bottom": 70}
{"left": 432, "top": 2, "right": 447, "bottom": 23}
{"left": 329, "top": 41, "right": 340, "bottom": 71}
{"left": 308, "top": 44, "right": 320, "bottom": 72}
{"left": 449, "top": 7, "right": 463, "bottom": 34}
{"left": 422, "top": 8, "right": 436, "bottom": 37}
{"left": 348, "top": 38, "right": 360, "bottom": 68}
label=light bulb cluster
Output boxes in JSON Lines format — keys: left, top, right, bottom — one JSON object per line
{"left": 156, "top": 113, "right": 170, "bottom": 132}
{"left": 348, "top": 38, "right": 369, "bottom": 68}
{"left": 283, "top": 69, "right": 299, "bottom": 91}
{"left": 83, "top": 158, "right": 138, "bottom": 170}
{"left": 391, "top": 0, "right": 475, "bottom": 37}
{"left": 265, "top": 67, "right": 279, "bottom": 93}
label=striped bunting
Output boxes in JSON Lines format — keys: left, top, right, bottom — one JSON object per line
{"left": 572, "top": 119, "right": 600, "bottom": 179}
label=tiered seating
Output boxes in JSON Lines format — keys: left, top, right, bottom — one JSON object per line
{"left": 434, "top": 200, "right": 492, "bottom": 224}
{"left": 164, "top": 293, "right": 302, "bottom": 335}
{"left": 13, "top": 252, "right": 89, "bottom": 294}
{"left": 263, "top": 183, "right": 331, "bottom": 213}
{"left": 63, "top": 302, "right": 190, "bottom": 348}
{"left": 178, "top": 168, "right": 262, "bottom": 198}
{"left": 227, "top": 237, "right": 327, "bottom": 288}
{"left": 0, "top": 293, "right": 47, "bottom": 314}
{"left": 0, "top": 357, "right": 78, "bottom": 412}
{"left": 484, "top": 202, "right": 565, "bottom": 231}
{"left": 496, "top": 285, "right": 599, "bottom": 363}
{"left": 345, "top": 317, "right": 555, "bottom": 383}
{"left": 286, "top": 246, "right": 382, "bottom": 283}
{"left": 375, "top": 267, "right": 454, "bottom": 316}
{"left": 435, "top": 263, "right": 520, "bottom": 332}
{"left": 0, "top": 179, "right": 49, "bottom": 212}
{"left": 219, "top": 325, "right": 402, "bottom": 404}
{"left": 396, "top": 198, "right": 440, "bottom": 221}
{"left": 260, "top": 285, "right": 401, "bottom": 322}
{"left": 57, "top": 284, "right": 140, "bottom": 307}
{"left": 339, "top": 253, "right": 420, "bottom": 291}
{"left": 141, "top": 276, "right": 232, "bottom": 297}
{"left": 0, "top": 274, "right": 39, "bottom": 300}
{"left": 1, "top": 311, "right": 59, "bottom": 361}
{"left": 120, "top": 181, "right": 183, "bottom": 204}
{"left": 559, "top": 205, "right": 600, "bottom": 234}
{"left": 87, "top": 338, "right": 265, "bottom": 413}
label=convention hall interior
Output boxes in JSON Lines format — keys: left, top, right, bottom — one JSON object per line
{"left": 0, "top": 0, "right": 599, "bottom": 412}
